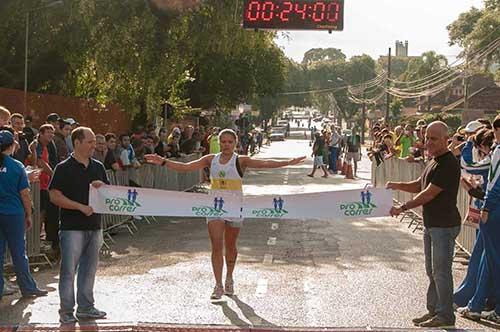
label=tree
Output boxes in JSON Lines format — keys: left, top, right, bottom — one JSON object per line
{"left": 302, "top": 48, "right": 346, "bottom": 67}
{"left": 447, "top": 0, "right": 500, "bottom": 65}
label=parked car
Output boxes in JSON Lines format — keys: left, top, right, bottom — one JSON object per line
{"left": 277, "top": 119, "right": 288, "bottom": 127}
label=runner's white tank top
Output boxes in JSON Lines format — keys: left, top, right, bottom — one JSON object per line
{"left": 210, "top": 153, "right": 243, "bottom": 221}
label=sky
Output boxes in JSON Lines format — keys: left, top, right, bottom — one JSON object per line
{"left": 274, "top": 0, "right": 485, "bottom": 63}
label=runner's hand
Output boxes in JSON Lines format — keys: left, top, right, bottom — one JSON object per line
{"left": 386, "top": 182, "right": 397, "bottom": 190}
{"left": 289, "top": 156, "right": 306, "bottom": 165}
{"left": 144, "top": 154, "right": 164, "bottom": 166}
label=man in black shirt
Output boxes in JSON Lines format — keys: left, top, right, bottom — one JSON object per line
{"left": 387, "top": 121, "right": 461, "bottom": 328}
{"left": 49, "top": 127, "right": 109, "bottom": 324}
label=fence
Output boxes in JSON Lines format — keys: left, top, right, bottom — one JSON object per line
{"left": 371, "top": 157, "right": 476, "bottom": 255}
{"left": 4, "top": 154, "right": 202, "bottom": 268}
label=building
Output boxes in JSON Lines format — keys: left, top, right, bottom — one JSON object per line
{"left": 395, "top": 40, "right": 409, "bottom": 57}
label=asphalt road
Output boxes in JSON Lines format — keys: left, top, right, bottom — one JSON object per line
{"left": 0, "top": 129, "right": 495, "bottom": 331}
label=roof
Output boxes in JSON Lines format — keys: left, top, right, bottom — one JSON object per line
{"left": 443, "top": 85, "right": 500, "bottom": 112}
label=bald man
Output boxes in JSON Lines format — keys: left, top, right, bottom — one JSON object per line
{"left": 387, "top": 121, "right": 461, "bottom": 328}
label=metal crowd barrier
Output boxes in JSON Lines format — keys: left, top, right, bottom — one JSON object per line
{"left": 371, "top": 157, "right": 476, "bottom": 255}
{"left": 100, "top": 154, "right": 202, "bottom": 248}
{"left": 5, "top": 154, "right": 202, "bottom": 267}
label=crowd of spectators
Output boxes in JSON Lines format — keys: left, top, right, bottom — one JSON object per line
{"left": 308, "top": 124, "right": 361, "bottom": 178}
{"left": 0, "top": 106, "right": 243, "bottom": 297}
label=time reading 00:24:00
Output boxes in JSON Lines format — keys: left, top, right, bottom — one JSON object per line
{"left": 245, "top": 0, "right": 341, "bottom": 23}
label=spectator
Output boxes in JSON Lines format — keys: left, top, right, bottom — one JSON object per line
{"left": 308, "top": 132, "right": 328, "bottom": 178}
{"left": 64, "top": 118, "right": 77, "bottom": 153}
{"left": 328, "top": 126, "right": 341, "bottom": 174}
{"left": 10, "top": 113, "right": 31, "bottom": 165}
{"left": 33, "top": 124, "right": 60, "bottom": 254}
{"left": 397, "top": 124, "right": 416, "bottom": 158}
{"left": 118, "top": 134, "right": 136, "bottom": 168}
{"left": 208, "top": 127, "right": 220, "bottom": 154}
{"left": 154, "top": 128, "right": 168, "bottom": 157}
{"left": 388, "top": 121, "right": 461, "bottom": 328}
{"left": 93, "top": 134, "right": 119, "bottom": 171}
{"left": 22, "top": 115, "right": 38, "bottom": 144}
{"left": 144, "top": 135, "right": 155, "bottom": 155}
{"left": 49, "top": 127, "right": 109, "bottom": 324}
{"left": 344, "top": 127, "right": 362, "bottom": 177}
{"left": 180, "top": 130, "right": 198, "bottom": 154}
{"left": 0, "top": 130, "right": 48, "bottom": 301}
{"left": 0, "top": 106, "right": 10, "bottom": 127}
{"left": 53, "top": 119, "right": 72, "bottom": 162}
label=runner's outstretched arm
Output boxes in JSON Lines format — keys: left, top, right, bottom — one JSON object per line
{"left": 240, "top": 156, "right": 306, "bottom": 169}
{"left": 145, "top": 154, "right": 211, "bottom": 172}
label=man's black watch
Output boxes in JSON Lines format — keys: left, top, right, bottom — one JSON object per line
{"left": 401, "top": 203, "right": 408, "bottom": 212}
{"left": 161, "top": 159, "right": 167, "bottom": 167}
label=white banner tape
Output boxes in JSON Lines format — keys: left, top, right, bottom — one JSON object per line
{"left": 89, "top": 185, "right": 393, "bottom": 220}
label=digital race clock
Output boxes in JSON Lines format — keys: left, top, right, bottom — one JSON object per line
{"left": 243, "top": 0, "right": 344, "bottom": 31}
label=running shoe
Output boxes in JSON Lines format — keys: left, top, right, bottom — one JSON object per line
{"left": 210, "top": 285, "right": 224, "bottom": 300}
{"left": 224, "top": 279, "right": 234, "bottom": 296}
{"left": 483, "top": 311, "right": 500, "bottom": 323}
{"left": 76, "top": 307, "right": 107, "bottom": 320}
{"left": 457, "top": 306, "right": 481, "bottom": 321}
{"left": 59, "top": 312, "right": 78, "bottom": 324}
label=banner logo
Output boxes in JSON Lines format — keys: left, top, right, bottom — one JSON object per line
{"left": 251, "top": 197, "right": 289, "bottom": 218}
{"left": 339, "top": 190, "right": 377, "bottom": 216}
{"left": 192, "top": 197, "right": 228, "bottom": 217}
{"left": 104, "top": 189, "right": 142, "bottom": 213}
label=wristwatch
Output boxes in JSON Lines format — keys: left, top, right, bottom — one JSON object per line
{"left": 161, "top": 159, "right": 167, "bottom": 167}
{"left": 401, "top": 203, "right": 408, "bottom": 212}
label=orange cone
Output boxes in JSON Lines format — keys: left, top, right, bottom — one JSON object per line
{"left": 345, "top": 162, "right": 354, "bottom": 179}
{"left": 341, "top": 158, "right": 347, "bottom": 175}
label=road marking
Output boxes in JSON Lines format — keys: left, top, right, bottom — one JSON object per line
{"left": 271, "top": 223, "right": 279, "bottom": 230}
{"left": 256, "top": 278, "right": 268, "bottom": 297}
{"left": 267, "top": 237, "right": 276, "bottom": 245}
{"left": 263, "top": 254, "right": 273, "bottom": 265}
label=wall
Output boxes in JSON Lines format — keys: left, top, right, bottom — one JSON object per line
{"left": 0, "top": 87, "right": 130, "bottom": 134}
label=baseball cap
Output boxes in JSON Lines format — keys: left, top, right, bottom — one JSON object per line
{"left": 46, "top": 113, "right": 61, "bottom": 123}
{"left": 0, "top": 130, "right": 14, "bottom": 145}
{"left": 65, "top": 118, "right": 77, "bottom": 125}
{"left": 464, "top": 120, "right": 483, "bottom": 133}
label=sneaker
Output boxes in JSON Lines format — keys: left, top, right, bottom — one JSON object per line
{"left": 59, "top": 312, "right": 78, "bottom": 324}
{"left": 419, "top": 316, "right": 455, "bottom": 329}
{"left": 210, "top": 285, "right": 224, "bottom": 300}
{"left": 21, "top": 289, "right": 49, "bottom": 298}
{"left": 457, "top": 306, "right": 481, "bottom": 321}
{"left": 76, "top": 307, "right": 107, "bottom": 320}
{"left": 483, "top": 311, "right": 500, "bottom": 323}
{"left": 412, "top": 312, "right": 435, "bottom": 325}
{"left": 224, "top": 279, "right": 234, "bottom": 296}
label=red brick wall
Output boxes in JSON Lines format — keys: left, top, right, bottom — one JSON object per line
{"left": 0, "top": 88, "right": 130, "bottom": 135}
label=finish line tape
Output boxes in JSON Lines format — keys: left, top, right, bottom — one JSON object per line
{"left": 89, "top": 185, "right": 393, "bottom": 220}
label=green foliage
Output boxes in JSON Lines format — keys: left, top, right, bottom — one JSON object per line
{"left": 0, "top": 0, "right": 287, "bottom": 121}
{"left": 390, "top": 98, "right": 403, "bottom": 119}
{"left": 302, "top": 48, "right": 346, "bottom": 66}
{"left": 447, "top": 1, "right": 500, "bottom": 66}
{"left": 415, "top": 113, "right": 462, "bottom": 132}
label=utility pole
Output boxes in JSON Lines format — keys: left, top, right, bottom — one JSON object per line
{"left": 463, "top": 52, "right": 470, "bottom": 124}
{"left": 361, "top": 73, "right": 366, "bottom": 144}
{"left": 385, "top": 47, "right": 392, "bottom": 122}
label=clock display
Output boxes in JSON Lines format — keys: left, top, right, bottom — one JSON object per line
{"left": 243, "top": 0, "right": 344, "bottom": 31}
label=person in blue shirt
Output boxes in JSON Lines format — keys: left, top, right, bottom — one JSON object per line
{"left": 0, "top": 129, "right": 47, "bottom": 301}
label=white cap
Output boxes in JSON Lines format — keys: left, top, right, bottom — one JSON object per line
{"left": 464, "top": 120, "right": 483, "bottom": 133}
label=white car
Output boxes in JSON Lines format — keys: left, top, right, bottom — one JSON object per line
{"left": 270, "top": 131, "right": 285, "bottom": 141}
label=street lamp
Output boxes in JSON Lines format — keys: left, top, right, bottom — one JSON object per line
{"left": 24, "top": 0, "right": 64, "bottom": 114}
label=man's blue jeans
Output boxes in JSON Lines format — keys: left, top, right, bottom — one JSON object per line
{"left": 329, "top": 147, "right": 339, "bottom": 172}
{"left": 424, "top": 226, "right": 461, "bottom": 323}
{"left": 59, "top": 230, "right": 103, "bottom": 314}
{"left": 0, "top": 214, "right": 39, "bottom": 295}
